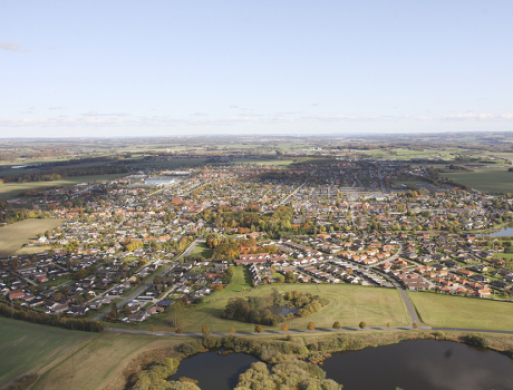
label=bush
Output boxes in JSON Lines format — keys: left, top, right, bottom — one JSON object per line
{"left": 333, "top": 321, "right": 341, "bottom": 329}
{"left": 465, "top": 333, "right": 491, "bottom": 348}
{"left": 214, "top": 284, "right": 223, "bottom": 291}
{"left": 176, "top": 328, "right": 183, "bottom": 334}
{"left": 229, "top": 326, "right": 236, "bottom": 333}
{"left": 386, "top": 322, "right": 392, "bottom": 328}
{"left": 359, "top": 321, "right": 366, "bottom": 329}
{"left": 281, "top": 323, "right": 290, "bottom": 331}
{"left": 412, "top": 322, "right": 419, "bottom": 329}
{"left": 307, "top": 322, "right": 315, "bottom": 330}
{"left": 255, "top": 324, "right": 263, "bottom": 333}
{"left": 201, "top": 324, "right": 210, "bottom": 335}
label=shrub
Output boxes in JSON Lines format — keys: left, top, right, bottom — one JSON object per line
{"left": 281, "top": 323, "right": 290, "bottom": 331}
{"left": 412, "top": 322, "right": 419, "bottom": 329}
{"left": 386, "top": 322, "right": 392, "bottom": 328}
{"left": 176, "top": 328, "right": 183, "bottom": 334}
{"left": 214, "top": 284, "right": 223, "bottom": 291}
{"left": 229, "top": 326, "right": 236, "bottom": 333}
{"left": 333, "top": 321, "right": 341, "bottom": 329}
{"left": 201, "top": 324, "right": 210, "bottom": 335}
{"left": 359, "top": 321, "right": 366, "bottom": 329}
{"left": 307, "top": 322, "right": 315, "bottom": 330}
{"left": 255, "top": 324, "right": 263, "bottom": 333}
{"left": 150, "top": 325, "right": 156, "bottom": 332}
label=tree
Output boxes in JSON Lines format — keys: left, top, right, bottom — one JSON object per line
{"left": 359, "top": 321, "right": 366, "bottom": 329}
{"left": 333, "top": 321, "right": 341, "bottom": 329}
{"left": 201, "top": 324, "right": 210, "bottom": 335}
{"left": 412, "top": 322, "right": 419, "bottom": 329}
{"left": 307, "top": 322, "right": 315, "bottom": 330}
{"left": 229, "top": 326, "right": 236, "bottom": 334}
{"left": 387, "top": 322, "right": 392, "bottom": 328}
{"left": 255, "top": 324, "right": 263, "bottom": 333}
{"left": 281, "top": 323, "right": 289, "bottom": 332}
{"left": 214, "top": 284, "right": 223, "bottom": 291}
{"left": 150, "top": 325, "right": 156, "bottom": 332}
{"left": 175, "top": 328, "right": 182, "bottom": 334}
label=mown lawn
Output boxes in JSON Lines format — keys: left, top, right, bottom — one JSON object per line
{"left": 408, "top": 291, "right": 513, "bottom": 330}
{"left": 0, "top": 218, "right": 65, "bottom": 257}
{"left": 109, "top": 279, "right": 411, "bottom": 333}
{"left": 0, "top": 318, "right": 95, "bottom": 388}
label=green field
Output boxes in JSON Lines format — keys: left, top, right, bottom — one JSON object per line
{"left": 191, "top": 243, "right": 213, "bottom": 258}
{"left": 408, "top": 291, "right": 513, "bottom": 331}
{"left": 0, "top": 318, "right": 95, "bottom": 388}
{"left": 0, "top": 218, "right": 64, "bottom": 257}
{"left": 110, "top": 272, "right": 411, "bottom": 333}
{"left": 441, "top": 168, "right": 513, "bottom": 193}
{"left": 0, "top": 173, "right": 126, "bottom": 202}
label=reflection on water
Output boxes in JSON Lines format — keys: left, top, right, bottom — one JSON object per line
{"left": 269, "top": 305, "right": 298, "bottom": 316}
{"left": 321, "top": 340, "right": 513, "bottom": 390}
{"left": 479, "top": 226, "right": 513, "bottom": 237}
{"left": 170, "top": 352, "right": 261, "bottom": 390}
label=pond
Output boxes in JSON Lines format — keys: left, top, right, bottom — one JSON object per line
{"left": 479, "top": 226, "right": 513, "bottom": 237}
{"left": 170, "top": 351, "right": 261, "bottom": 390}
{"left": 269, "top": 305, "right": 298, "bottom": 316}
{"left": 321, "top": 340, "right": 513, "bottom": 390}
{"left": 170, "top": 340, "right": 513, "bottom": 390}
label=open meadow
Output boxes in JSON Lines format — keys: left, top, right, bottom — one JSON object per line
{"left": 0, "top": 218, "right": 64, "bottom": 257}
{"left": 0, "top": 318, "right": 95, "bottom": 388}
{"left": 108, "top": 271, "right": 411, "bottom": 333}
{"left": 408, "top": 291, "right": 513, "bottom": 331}
{"left": 441, "top": 168, "right": 513, "bottom": 193}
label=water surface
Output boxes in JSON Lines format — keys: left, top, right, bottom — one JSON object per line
{"left": 170, "top": 352, "right": 260, "bottom": 390}
{"left": 322, "top": 340, "right": 513, "bottom": 390}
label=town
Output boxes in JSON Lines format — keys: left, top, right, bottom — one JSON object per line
{"left": 3, "top": 158, "right": 513, "bottom": 329}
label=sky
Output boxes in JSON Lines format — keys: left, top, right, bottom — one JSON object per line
{"left": 0, "top": 0, "right": 512, "bottom": 138}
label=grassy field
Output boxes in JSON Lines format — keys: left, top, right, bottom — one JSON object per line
{"left": 0, "top": 318, "right": 95, "bottom": 388}
{"left": 0, "top": 218, "right": 64, "bottom": 257}
{"left": 32, "top": 332, "right": 182, "bottom": 390}
{"left": 109, "top": 272, "right": 411, "bottom": 333}
{"left": 0, "top": 173, "right": 126, "bottom": 202}
{"left": 191, "top": 243, "right": 213, "bottom": 258}
{"left": 441, "top": 168, "right": 513, "bottom": 193}
{"left": 408, "top": 291, "right": 513, "bottom": 331}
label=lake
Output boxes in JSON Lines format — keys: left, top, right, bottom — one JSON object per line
{"left": 322, "top": 340, "right": 513, "bottom": 390}
{"left": 480, "top": 226, "right": 513, "bottom": 237}
{"left": 170, "top": 340, "right": 513, "bottom": 390}
{"left": 170, "top": 351, "right": 261, "bottom": 390}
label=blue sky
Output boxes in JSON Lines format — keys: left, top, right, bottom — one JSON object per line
{"left": 1, "top": 0, "right": 512, "bottom": 137}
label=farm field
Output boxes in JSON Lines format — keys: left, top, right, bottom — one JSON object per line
{"left": 441, "top": 168, "right": 513, "bottom": 193}
{"left": 32, "top": 332, "right": 182, "bottom": 390}
{"left": 408, "top": 291, "right": 513, "bottom": 331}
{"left": 0, "top": 218, "right": 65, "bottom": 257}
{"left": 0, "top": 173, "right": 126, "bottom": 202}
{"left": 0, "top": 318, "right": 95, "bottom": 388}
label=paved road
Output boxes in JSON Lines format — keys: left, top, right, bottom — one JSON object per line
{"left": 395, "top": 284, "right": 421, "bottom": 325}
{"left": 93, "top": 237, "right": 201, "bottom": 320}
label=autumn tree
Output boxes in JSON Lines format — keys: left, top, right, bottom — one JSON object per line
{"left": 307, "top": 322, "right": 315, "bottom": 330}
{"left": 281, "top": 323, "right": 289, "bottom": 332}
{"left": 201, "top": 324, "right": 210, "bottom": 335}
{"left": 333, "top": 321, "right": 341, "bottom": 329}
{"left": 255, "top": 324, "right": 263, "bottom": 333}
{"left": 359, "top": 321, "right": 366, "bottom": 329}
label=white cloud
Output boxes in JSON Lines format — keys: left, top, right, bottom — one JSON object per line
{"left": 82, "top": 111, "right": 130, "bottom": 117}
{"left": 0, "top": 42, "right": 28, "bottom": 52}
{"left": 442, "top": 113, "right": 513, "bottom": 121}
